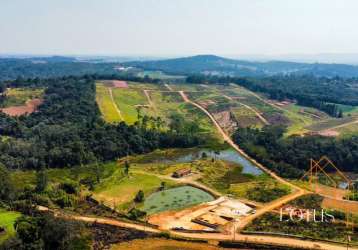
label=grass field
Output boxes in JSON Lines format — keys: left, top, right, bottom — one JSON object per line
{"left": 93, "top": 164, "right": 177, "bottom": 211}
{"left": 96, "top": 83, "right": 122, "bottom": 123}
{"left": 112, "top": 88, "right": 155, "bottom": 124}
{"left": 306, "top": 116, "right": 356, "bottom": 131}
{"left": 1, "top": 87, "right": 44, "bottom": 108}
{"left": 0, "top": 209, "right": 21, "bottom": 244}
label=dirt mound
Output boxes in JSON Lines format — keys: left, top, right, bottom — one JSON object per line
{"left": 1, "top": 98, "right": 42, "bottom": 116}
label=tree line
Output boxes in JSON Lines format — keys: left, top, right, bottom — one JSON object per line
{"left": 0, "top": 75, "right": 203, "bottom": 170}
{"left": 232, "top": 126, "right": 358, "bottom": 178}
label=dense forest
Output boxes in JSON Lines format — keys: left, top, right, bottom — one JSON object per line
{"left": 0, "top": 58, "right": 118, "bottom": 81}
{"left": 124, "top": 54, "right": 358, "bottom": 77}
{"left": 187, "top": 74, "right": 358, "bottom": 117}
{"left": 0, "top": 75, "right": 202, "bottom": 170}
{"left": 232, "top": 126, "right": 358, "bottom": 178}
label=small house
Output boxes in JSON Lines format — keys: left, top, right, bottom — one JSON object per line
{"left": 172, "top": 168, "right": 191, "bottom": 178}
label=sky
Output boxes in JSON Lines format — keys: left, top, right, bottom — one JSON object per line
{"left": 1, "top": 0, "right": 358, "bottom": 57}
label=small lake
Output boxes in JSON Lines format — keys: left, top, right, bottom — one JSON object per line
{"left": 142, "top": 186, "right": 214, "bottom": 214}
{"left": 157, "top": 148, "right": 263, "bottom": 176}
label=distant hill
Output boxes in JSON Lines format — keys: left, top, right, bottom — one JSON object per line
{"left": 124, "top": 55, "right": 358, "bottom": 77}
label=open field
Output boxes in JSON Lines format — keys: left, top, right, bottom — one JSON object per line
{"left": 96, "top": 83, "right": 122, "bottom": 123}
{"left": 112, "top": 88, "right": 155, "bottom": 124}
{"left": 0, "top": 87, "right": 44, "bottom": 108}
{"left": 0, "top": 210, "right": 21, "bottom": 244}
{"left": 96, "top": 81, "right": 358, "bottom": 137}
{"left": 0, "top": 98, "right": 42, "bottom": 116}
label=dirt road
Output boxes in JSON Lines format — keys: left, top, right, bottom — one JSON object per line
{"left": 178, "top": 90, "right": 301, "bottom": 191}
{"left": 164, "top": 83, "right": 174, "bottom": 91}
{"left": 143, "top": 89, "right": 157, "bottom": 112}
{"left": 222, "top": 94, "right": 270, "bottom": 125}
{"left": 108, "top": 87, "right": 124, "bottom": 121}
{"left": 39, "top": 205, "right": 356, "bottom": 250}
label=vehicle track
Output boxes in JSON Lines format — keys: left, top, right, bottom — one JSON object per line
{"left": 108, "top": 87, "right": 124, "bottom": 121}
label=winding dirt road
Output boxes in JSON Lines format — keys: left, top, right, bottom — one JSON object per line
{"left": 222, "top": 94, "right": 270, "bottom": 125}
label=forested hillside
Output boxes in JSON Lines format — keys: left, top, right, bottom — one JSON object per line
{"left": 232, "top": 126, "right": 358, "bottom": 178}
{"left": 124, "top": 55, "right": 358, "bottom": 77}
{"left": 0, "top": 75, "right": 203, "bottom": 170}
{"left": 0, "top": 58, "right": 117, "bottom": 81}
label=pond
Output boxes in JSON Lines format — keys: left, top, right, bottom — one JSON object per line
{"left": 142, "top": 186, "right": 214, "bottom": 214}
{"left": 157, "top": 148, "right": 263, "bottom": 176}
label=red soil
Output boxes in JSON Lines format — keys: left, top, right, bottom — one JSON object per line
{"left": 1, "top": 99, "right": 42, "bottom": 116}
{"left": 112, "top": 80, "right": 128, "bottom": 88}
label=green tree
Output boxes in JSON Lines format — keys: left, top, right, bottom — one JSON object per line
{"left": 0, "top": 164, "right": 14, "bottom": 201}
{"left": 124, "top": 161, "right": 130, "bottom": 176}
{"left": 35, "top": 170, "right": 48, "bottom": 192}
{"left": 134, "top": 190, "right": 144, "bottom": 203}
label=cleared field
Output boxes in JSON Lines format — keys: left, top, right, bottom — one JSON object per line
{"left": 111, "top": 238, "right": 232, "bottom": 250}
{"left": 112, "top": 88, "right": 155, "bottom": 124}
{"left": 231, "top": 105, "right": 264, "bottom": 128}
{"left": 142, "top": 186, "right": 214, "bottom": 214}
{"left": 150, "top": 91, "right": 220, "bottom": 138}
{"left": 0, "top": 209, "right": 21, "bottom": 244}
{"left": 96, "top": 83, "right": 122, "bottom": 123}
{"left": 306, "top": 116, "right": 357, "bottom": 131}
{"left": 335, "top": 122, "right": 358, "bottom": 137}
{"left": 1, "top": 98, "right": 42, "bottom": 116}
{"left": 127, "top": 82, "right": 166, "bottom": 90}
{"left": 0, "top": 87, "right": 44, "bottom": 108}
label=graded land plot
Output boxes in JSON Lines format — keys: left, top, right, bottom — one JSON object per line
{"left": 93, "top": 164, "right": 177, "bottom": 211}
{"left": 223, "top": 87, "right": 334, "bottom": 136}
{"left": 127, "top": 81, "right": 166, "bottom": 91}
{"left": 231, "top": 105, "right": 265, "bottom": 128}
{"left": 335, "top": 122, "right": 358, "bottom": 138}
{"left": 110, "top": 238, "right": 234, "bottom": 250}
{"left": 0, "top": 209, "right": 21, "bottom": 244}
{"left": 150, "top": 91, "right": 220, "bottom": 138}
{"left": 112, "top": 87, "right": 155, "bottom": 124}
{"left": 0, "top": 87, "right": 44, "bottom": 116}
{"left": 306, "top": 116, "right": 357, "bottom": 132}
{"left": 95, "top": 83, "right": 122, "bottom": 123}
{"left": 166, "top": 83, "right": 210, "bottom": 92}
{"left": 0, "top": 87, "right": 44, "bottom": 108}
